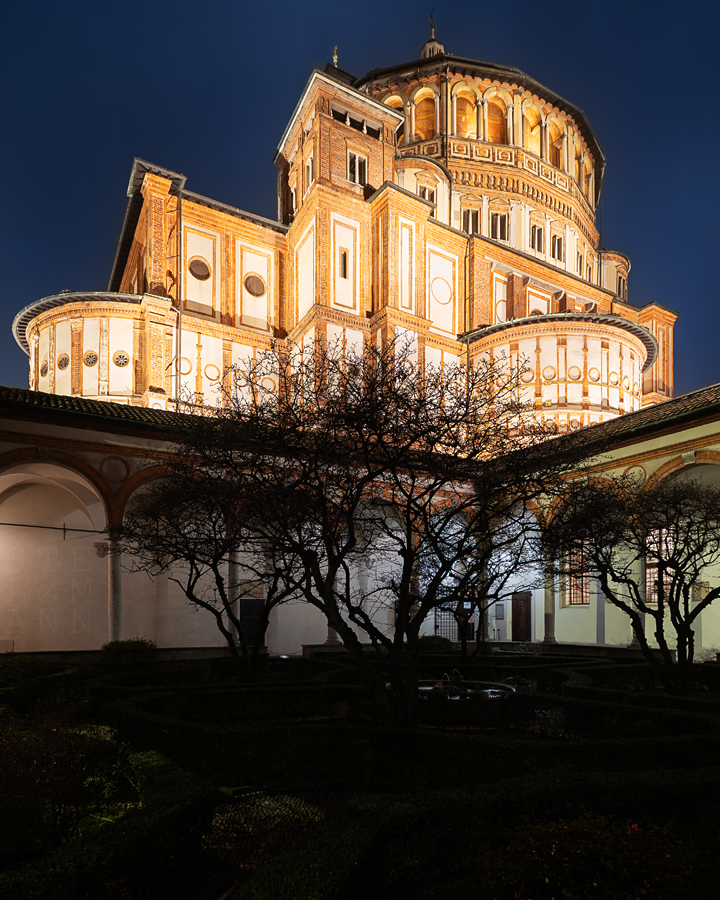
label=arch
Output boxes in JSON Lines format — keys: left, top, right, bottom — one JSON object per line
{"left": 414, "top": 95, "right": 435, "bottom": 141}
{"left": 546, "top": 116, "right": 565, "bottom": 168}
{"left": 0, "top": 448, "right": 115, "bottom": 526}
{"left": 647, "top": 454, "right": 720, "bottom": 487}
{"left": 523, "top": 105, "right": 542, "bottom": 156}
{"left": 114, "top": 463, "right": 172, "bottom": 525}
{"left": 486, "top": 99, "right": 507, "bottom": 144}
{"left": 455, "top": 89, "right": 477, "bottom": 139}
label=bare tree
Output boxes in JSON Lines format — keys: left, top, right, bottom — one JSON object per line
{"left": 545, "top": 473, "right": 720, "bottom": 695}
{"left": 130, "top": 336, "right": 591, "bottom": 724}
{"left": 121, "top": 474, "right": 301, "bottom": 682}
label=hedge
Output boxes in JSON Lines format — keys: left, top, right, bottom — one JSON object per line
{"left": 232, "top": 767, "right": 720, "bottom": 899}
{"left": 0, "top": 667, "right": 79, "bottom": 715}
{"left": 0, "top": 752, "right": 216, "bottom": 900}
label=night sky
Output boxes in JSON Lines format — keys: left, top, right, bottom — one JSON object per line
{"left": 2, "top": 0, "right": 718, "bottom": 396}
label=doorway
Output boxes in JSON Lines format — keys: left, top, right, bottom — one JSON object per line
{"left": 511, "top": 591, "right": 531, "bottom": 642}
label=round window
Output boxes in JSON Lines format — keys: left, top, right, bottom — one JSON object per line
{"left": 188, "top": 257, "right": 211, "bottom": 281}
{"left": 113, "top": 351, "right": 129, "bottom": 367}
{"left": 40, "top": 360, "right": 48, "bottom": 377}
{"left": 84, "top": 351, "right": 98, "bottom": 367}
{"left": 57, "top": 354, "right": 70, "bottom": 370}
{"left": 244, "top": 274, "right": 266, "bottom": 297}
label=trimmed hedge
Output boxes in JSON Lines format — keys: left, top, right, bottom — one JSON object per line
{"left": 0, "top": 667, "right": 79, "bottom": 715}
{"left": 0, "top": 752, "right": 216, "bottom": 900}
{"left": 103, "top": 688, "right": 720, "bottom": 787}
{"left": 232, "top": 767, "right": 720, "bottom": 899}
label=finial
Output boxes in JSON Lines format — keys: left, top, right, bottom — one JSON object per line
{"left": 430, "top": 13, "right": 436, "bottom": 40}
{"left": 332, "top": 45, "right": 338, "bottom": 68}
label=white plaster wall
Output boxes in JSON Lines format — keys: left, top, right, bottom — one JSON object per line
{"left": 237, "top": 242, "right": 273, "bottom": 331}
{"left": 267, "top": 599, "right": 328, "bottom": 656}
{"left": 83, "top": 318, "right": 100, "bottom": 396}
{"left": 109, "top": 318, "right": 133, "bottom": 395}
{"left": 185, "top": 228, "right": 218, "bottom": 317}
{"left": 297, "top": 224, "right": 315, "bottom": 320}
{"left": 0, "top": 483, "right": 107, "bottom": 651}
{"left": 54, "top": 320, "right": 72, "bottom": 396}
{"left": 38, "top": 328, "right": 50, "bottom": 392}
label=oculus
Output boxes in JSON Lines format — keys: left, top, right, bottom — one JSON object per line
{"left": 113, "top": 351, "right": 129, "bottom": 367}
{"left": 204, "top": 364, "right": 221, "bottom": 382}
{"left": 542, "top": 366, "right": 556, "bottom": 381}
{"left": 40, "top": 360, "right": 48, "bottom": 377}
{"left": 430, "top": 277, "right": 452, "bottom": 305}
{"left": 57, "top": 354, "right": 69, "bottom": 371}
{"left": 588, "top": 368, "right": 600, "bottom": 383}
{"left": 188, "top": 257, "right": 211, "bottom": 281}
{"left": 84, "top": 351, "right": 98, "bottom": 367}
{"left": 244, "top": 274, "right": 266, "bottom": 297}
{"left": 520, "top": 369, "right": 535, "bottom": 383}
{"left": 567, "top": 366, "right": 582, "bottom": 381}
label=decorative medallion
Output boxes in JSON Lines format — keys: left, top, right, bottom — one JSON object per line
{"left": 113, "top": 351, "right": 129, "bottom": 367}
{"left": 84, "top": 351, "right": 98, "bottom": 367}
{"left": 542, "top": 366, "right": 556, "bottom": 381}
{"left": 244, "top": 274, "right": 266, "bottom": 297}
{"left": 40, "top": 360, "right": 48, "bottom": 377}
{"left": 177, "top": 357, "right": 192, "bottom": 376}
{"left": 588, "top": 368, "right": 600, "bottom": 383}
{"left": 100, "top": 456, "right": 129, "bottom": 484}
{"left": 430, "top": 277, "right": 452, "bottom": 305}
{"left": 609, "top": 372, "right": 619, "bottom": 385}
{"left": 570, "top": 419, "right": 581, "bottom": 430}
{"left": 260, "top": 376, "right": 277, "bottom": 393}
{"left": 204, "top": 364, "right": 221, "bottom": 382}
{"left": 623, "top": 376, "right": 630, "bottom": 389}
{"left": 57, "top": 354, "right": 69, "bottom": 371}
{"left": 520, "top": 369, "right": 535, "bottom": 383}
{"left": 567, "top": 366, "right": 582, "bottom": 381}
{"left": 188, "top": 257, "right": 211, "bottom": 281}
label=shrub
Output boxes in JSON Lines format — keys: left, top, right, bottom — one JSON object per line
{"left": 0, "top": 652, "right": 48, "bottom": 686}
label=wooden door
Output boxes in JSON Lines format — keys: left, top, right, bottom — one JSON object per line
{"left": 511, "top": 591, "right": 531, "bottom": 642}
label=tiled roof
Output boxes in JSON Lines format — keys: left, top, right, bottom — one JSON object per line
{"left": 1, "top": 381, "right": 719, "bottom": 448}
{"left": 0, "top": 386, "right": 186, "bottom": 432}
{"left": 573, "top": 381, "right": 720, "bottom": 447}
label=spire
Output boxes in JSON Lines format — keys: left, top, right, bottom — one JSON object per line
{"left": 420, "top": 16, "right": 445, "bottom": 59}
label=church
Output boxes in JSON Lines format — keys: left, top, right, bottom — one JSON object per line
{"left": 3, "top": 30, "right": 719, "bottom": 657}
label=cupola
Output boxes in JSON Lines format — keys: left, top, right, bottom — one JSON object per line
{"left": 420, "top": 17, "right": 444, "bottom": 58}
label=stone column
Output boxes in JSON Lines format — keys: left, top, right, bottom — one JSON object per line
{"left": 402, "top": 101, "right": 410, "bottom": 145}
{"left": 542, "top": 551, "right": 556, "bottom": 643}
{"left": 324, "top": 625, "right": 341, "bottom": 645}
{"left": 106, "top": 530, "right": 123, "bottom": 642}
{"left": 540, "top": 119, "right": 546, "bottom": 160}
{"left": 475, "top": 98, "right": 482, "bottom": 141}
{"left": 562, "top": 133, "right": 569, "bottom": 172}
{"left": 451, "top": 92, "right": 457, "bottom": 136}
{"left": 434, "top": 94, "right": 441, "bottom": 136}
{"left": 227, "top": 549, "right": 239, "bottom": 643}
{"left": 481, "top": 99, "right": 488, "bottom": 142}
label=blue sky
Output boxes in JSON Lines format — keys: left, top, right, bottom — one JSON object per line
{"left": 2, "top": 0, "right": 718, "bottom": 395}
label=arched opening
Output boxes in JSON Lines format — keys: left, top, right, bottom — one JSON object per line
{"left": 548, "top": 119, "right": 564, "bottom": 168}
{"left": 384, "top": 96, "right": 404, "bottom": 144}
{"left": 414, "top": 96, "right": 435, "bottom": 142}
{"left": 456, "top": 91, "right": 476, "bottom": 139}
{"left": 487, "top": 101, "right": 507, "bottom": 145}
{"left": 524, "top": 106, "right": 541, "bottom": 156}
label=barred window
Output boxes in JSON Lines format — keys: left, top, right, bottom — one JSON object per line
{"left": 568, "top": 544, "right": 590, "bottom": 605}
{"left": 645, "top": 529, "right": 673, "bottom": 604}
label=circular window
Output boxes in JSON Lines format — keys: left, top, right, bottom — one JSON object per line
{"left": 244, "top": 274, "right": 266, "bottom": 297}
{"left": 113, "top": 351, "right": 130, "bottom": 367}
{"left": 188, "top": 257, "right": 211, "bottom": 281}
{"left": 542, "top": 366, "right": 556, "bottom": 382}
{"left": 40, "top": 360, "right": 48, "bottom": 377}
{"left": 567, "top": 366, "right": 582, "bottom": 381}
{"left": 588, "top": 368, "right": 600, "bottom": 383}
{"left": 57, "top": 353, "right": 69, "bottom": 370}
{"left": 84, "top": 351, "right": 98, "bottom": 367}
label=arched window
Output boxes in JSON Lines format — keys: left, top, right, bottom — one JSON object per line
{"left": 524, "top": 107, "right": 541, "bottom": 156}
{"left": 384, "top": 96, "right": 404, "bottom": 144}
{"left": 487, "top": 101, "right": 507, "bottom": 144}
{"left": 456, "top": 93, "right": 476, "bottom": 139}
{"left": 414, "top": 97, "right": 435, "bottom": 141}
